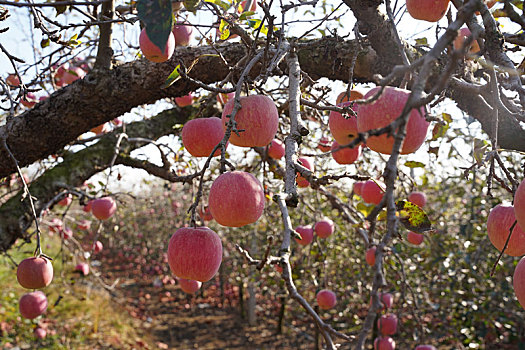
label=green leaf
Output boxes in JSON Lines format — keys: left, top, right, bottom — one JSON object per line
{"left": 54, "top": 4, "right": 68, "bottom": 15}
{"left": 161, "top": 64, "right": 181, "bottom": 89}
{"left": 40, "top": 38, "right": 50, "bottom": 48}
{"left": 415, "top": 37, "right": 428, "bottom": 45}
{"left": 183, "top": 0, "right": 201, "bottom": 13}
{"left": 239, "top": 11, "right": 255, "bottom": 20}
{"left": 405, "top": 161, "right": 425, "bottom": 168}
{"left": 396, "top": 200, "right": 433, "bottom": 234}
{"left": 247, "top": 19, "right": 268, "bottom": 35}
{"left": 204, "top": 0, "right": 230, "bottom": 10}
{"left": 473, "top": 138, "right": 488, "bottom": 165}
{"left": 137, "top": 0, "right": 174, "bottom": 52}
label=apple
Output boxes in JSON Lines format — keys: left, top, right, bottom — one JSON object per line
{"left": 406, "top": 0, "right": 450, "bottom": 22}
{"left": 198, "top": 205, "right": 214, "bottom": 221}
{"left": 336, "top": 89, "right": 364, "bottom": 104}
{"left": 362, "top": 180, "right": 384, "bottom": 205}
{"left": 329, "top": 101, "right": 359, "bottom": 145}
{"left": 267, "top": 139, "right": 285, "bottom": 160}
{"left": 377, "top": 313, "right": 398, "bottom": 335}
{"left": 75, "top": 263, "right": 89, "bottom": 276}
{"left": 175, "top": 93, "right": 193, "bottom": 107}
{"left": 90, "top": 122, "right": 111, "bottom": 135}
{"left": 6, "top": 74, "right": 20, "bottom": 87}
{"left": 357, "top": 86, "right": 429, "bottom": 155}
{"left": 94, "top": 241, "right": 103, "bottom": 253}
{"left": 487, "top": 204, "right": 525, "bottom": 256}
{"left": 318, "top": 136, "right": 332, "bottom": 152}
{"left": 514, "top": 257, "right": 525, "bottom": 310}
{"left": 182, "top": 117, "right": 226, "bottom": 157}
{"left": 62, "top": 66, "right": 86, "bottom": 85}
{"left": 314, "top": 218, "right": 335, "bottom": 239}
{"left": 453, "top": 27, "right": 481, "bottom": 54}
{"left": 408, "top": 191, "right": 427, "bottom": 207}
{"left": 77, "top": 220, "right": 91, "bottom": 231}
{"left": 217, "top": 92, "right": 235, "bottom": 105}
{"left": 19, "top": 291, "right": 48, "bottom": 319}
{"left": 91, "top": 197, "right": 117, "bottom": 220}
{"left": 21, "top": 92, "right": 38, "bottom": 108}
{"left": 407, "top": 231, "right": 424, "bottom": 245}
{"left": 513, "top": 179, "right": 525, "bottom": 234}
{"left": 34, "top": 327, "right": 47, "bottom": 339}
{"left": 17, "top": 257, "right": 53, "bottom": 289}
{"left": 415, "top": 346, "right": 437, "bottom": 350}
{"left": 331, "top": 141, "right": 361, "bottom": 165}
{"left": 294, "top": 225, "right": 314, "bottom": 246}
{"left": 353, "top": 181, "right": 365, "bottom": 196}
{"left": 167, "top": 226, "right": 222, "bottom": 282}
{"left": 296, "top": 156, "right": 314, "bottom": 188}
{"left": 316, "top": 289, "right": 337, "bottom": 310}
{"left": 370, "top": 292, "right": 394, "bottom": 311}
{"left": 374, "top": 336, "right": 396, "bottom": 350}
{"left": 208, "top": 171, "right": 265, "bottom": 227}
{"left": 172, "top": 22, "right": 194, "bottom": 46}
{"left": 83, "top": 200, "right": 93, "bottom": 212}
{"left": 60, "top": 227, "right": 73, "bottom": 240}
{"left": 58, "top": 193, "right": 73, "bottom": 207}
{"left": 178, "top": 278, "right": 202, "bottom": 293}
{"left": 221, "top": 95, "right": 279, "bottom": 147}
{"left": 366, "top": 246, "right": 376, "bottom": 266}
{"left": 139, "top": 28, "right": 175, "bottom": 63}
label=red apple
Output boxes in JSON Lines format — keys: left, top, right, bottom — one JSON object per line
{"left": 91, "top": 197, "right": 117, "bottom": 220}
{"left": 221, "top": 95, "right": 279, "bottom": 147}
{"left": 178, "top": 278, "right": 202, "bottom": 294}
{"left": 514, "top": 179, "right": 525, "bottom": 235}
{"left": 514, "top": 257, "right": 525, "bottom": 310}
{"left": 62, "top": 66, "right": 86, "bottom": 85}
{"left": 139, "top": 28, "right": 175, "bottom": 63}
{"left": 377, "top": 313, "right": 398, "bottom": 335}
{"left": 208, "top": 171, "right": 265, "bottom": 227}
{"left": 407, "top": 231, "right": 424, "bottom": 245}
{"left": 362, "top": 180, "right": 384, "bottom": 205}
{"left": 217, "top": 92, "right": 235, "bottom": 105}
{"left": 19, "top": 291, "right": 48, "bottom": 319}
{"left": 172, "top": 22, "right": 194, "bottom": 46}
{"left": 182, "top": 117, "right": 226, "bottom": 157}
{"left": 366, "top": 246, "right": 376, "bottom": 266}
{"left": 198, "top": 205, "right": 214, "bottom": 221}
{"left": 331, "top": 141, "right": 361, "bottom": 165}
{"left": 94, "top": 241, "right": 103, "bottom": 253}
{"left": 296, "top": 156, "right": 314, "bottom": 188}
{"left": 6, "top": 73, "right": 20, "bottom": 87}
{"left": 58, "top": 194, "right": 72, "bottom": 207}
{"left": 267, "top": 139, "right": 285, "bottom": 159}
{"left": 21, "top": 92, "right": 38, "bottom": 108}
{"left": 353, "top": 181, "right": 365, "bottom": 196}
{"left": 329, "top": 101, "right": 359, "bottom": 145}
{"left": 294, "top": 225, "right": 314, "bottom": 246}
{"left": 83, "top": 200, "right": 93, "bottom": 213}
{"left": 374, "top": 336, "right": 396, "bottom": 350}
{"left": 336, "top": 89, "right": 364, "bottom": 104}
{"left": 453, "top": 27, "right": 481, "bottom": 54}
{"left": 167, "top": 226, "right": 222, "bottom": 282}
{"left": 34, "top": 327, "right": 47, "bottom": 339}
{"left": 75, "top": 263, "right": 89, "bottom": 276}
{"left": 175, "top": 93, "right": 193, "bottom": 107}
{"left": 406, "top": 0, "right": 450, "bottom": 22}
{"left": 357, "top": 86, "right": 429, "bottom": 155}
{"left": 408, "top": 191, "right": 427, "bottom": 207}
{"left": 318, "top": 136, "right": 332, "bottom": 152}
{"left": 314, "top": 218, "right": 334, "bottom": 239}
{"left": 316, "top": 289, "right": 337, "bottom": 310}
{"left": 371, "top": 292, "right": 394, "bottom": 311}
{"left": 415, "top": 346, "right": 437, "bottom": 350}
{"left": 17, "top": 257, "right": 53, "bottom": 289}
{"left": 77, "top": 220, "right": 91, "bottom": 231}
{"left": 487, "top": 204, "right": 525, "bottom": 256}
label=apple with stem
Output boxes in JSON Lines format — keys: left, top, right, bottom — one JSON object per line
{"left": 17, "top": 257, "right": 53, "bottom": 289}
{"left": 294, "top": 225, "right": 314, "bottom": 246}
{"left": 487, "top": 204, "right": 525, "bottom": 257}
{"left": 329, "top": 101, "right": 359, "bottom": 146}
{"left": 336, "top": 89, "right": 363, "bottom": 104}
{"left": 362, "top": 180, "right": 385, "bottom": 205}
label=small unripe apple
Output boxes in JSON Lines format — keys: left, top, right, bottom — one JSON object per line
{"left": 178, "top": 278, "right": 202, "bottom": 293}
{"left": 453, "top": 27, "right": 480, "bottom": 54}
{"left": 294, "top": 225, "right": 314, "bottom": 246}
{"left": 415, "top": 346, "right": 437, "bottom": 350}
{"left": 296, "top": 157, "right": 314, "bottom": 188}
{"left": 172, "top": 22, "right": 194, "bottom": 46}
{"left": 374, "top": 336, "right": 396, "bottom": 350}
{"left": 318, "top": 136, "right": 332, "bottom": 152}
{"left": 34, "top": 327, "right": 47, "bottom": 339}
{"left": 221, "top": 95, "right": 279, "bottom": 147}
{"left": 6, "top": 74, "right": 20, "bottom": 87}
{"left": 19, "top": 291, "right": 48, "bottom": 319}
{"left": 58, "top": 194, "right": 73, "bottom": 207}
{"left": 316, "top": 289, "right": 337, "bottom": 310}
{"left": 407, "top": 231, "right": 424, "bottom": 245}
{"left": 406, "top": 0, "right": 450, "bottom": 22}
{"left": 353, "top": 181, "right": 365, "bottom": 196}
{"left": 17, "top": 257, "right": 54, "bottom": 289}
{"left": 21, "top": 92, "right": 38, "bottom": 108}
{"left": 139, "top": 28, "right": 175, "bottom": 63}
{"left": 487, "top": 204, "right": 525, "bottom": 257}
{"left": 408, "top": 191, "right": 427, "bottom": 207}
{"left": 314, "top": 218, "right": 335, "bottom": 239}
{"left": 366, "top": 246, "right": 376, "bottom": 266}
{"left": 377, "top": 313, "right": 398, "bottom": 335}
{"left": 362, "top": 180, "right": 384, "bottom": 205}
{"left": 175, "top": 93, "right": 193, "bottom": 107}
{"left": 336, "top": 89, "right": 364, "bottom": 104}
{"left": 513, "top": 179, "right": 525, "bottom": 235}
{"left": 357, "top": 86, "right": 429, "bottom": 155}
{"left": 267, "top": 139, "right": 285, "bottom": 160}
{"left": 329, "top": 101, "right": 359, "bottom": 146}
{"left": 208, "top": 171, "right": 265, "bottom": 227}
{"left": 91, "top": 197, "right": 117, "bottom": 220}
{"left": 182, "top": 117, "right": 226, "bottom": 157}
{"left": 75, "top": 263, "right": 89, "bottom": 276}
{"left": 167, "top": 226, "right": 222, "bottom": 282}
{"left": 331, "top": 141, "right": 361, "bottom": 165}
